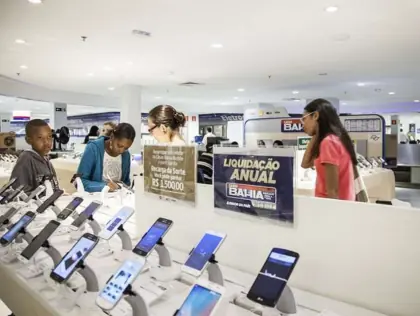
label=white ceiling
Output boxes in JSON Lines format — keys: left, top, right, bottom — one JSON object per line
{"left": 1, "top": 0, "right": 420, "bottom": 113}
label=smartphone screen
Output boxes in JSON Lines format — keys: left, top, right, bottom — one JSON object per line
{"left": 57, "top": 197, "right": 84, "bottom": 220}
{"left": 176, "top": 284, "right": 222, "bottom": 316}
{"left": 0, "top": 185, "right": 24, "bottom": 204}
{"left": 70, "top": 201, "right": 102, "bottom": 229}
{"left": 246, "top": 248, "right": 299, "bottom": 307}
{"left": 183, "top": 233, "right": 225, "bottom": 274}
{"left": 0, "top": 207, "right": 19, "bottom": 225}
{"left": 50, "top": 233, "right": 98, "bottom": 283}
{"left": 35, "top": 189, "right": 64, "bottom": 213}
{"left": 97, "top": 259, "right": 145, "bottom": 310}
{"left": 132, "top": 218, "right": 172, "bottom": 257}
{"left": 0, "top": 178, "right": 16, "bottom": 197}
{"left": 99, "top": 206, "right": 134, "bottom": 240}
{"left": 0, "top": 212, "right": 35, "bottom": 246}
{"left": 23, "top": 186, "right": 46, "bottom": 203}
{"left": 20, "top": 220, "right": 60, "bottom": 260}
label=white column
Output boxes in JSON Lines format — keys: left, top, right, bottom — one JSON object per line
{"left": 0, "top": 113, "right": 11, "bottom": 132}
{"left": 120, "top": 85, "right": 142, "bottom": 153}
{"left": 306, "top": 98, "right": 340, "bottom": 114}
{"left": 50, "top": 103, "right": 67, "bottom": 130}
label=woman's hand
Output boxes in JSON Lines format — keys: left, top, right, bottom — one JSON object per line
{"left": 301, "top": 134, "right": 317, "bottom": 169}
{"left": 107, "top": 180, "right": 119, "bottom": 192}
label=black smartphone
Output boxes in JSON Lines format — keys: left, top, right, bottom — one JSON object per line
{"left": 69, "top": 201, "right": 102, "bottom": 230}
{"left": 50, "top": 233, "right": 99, "bottom": 283}
{"left": 70, "top": 173, "right": 83, "bottom": 184}
{"left": 0, "top": 211, "right": 36, "bottom": 246}
{"left": 132, "top": 218, "right": 173, "bottom": 257}
{"left": 0, "top": 207, "right": 20, "bottom": 227}
{"left": 246, "top": 248, "right": 299, "bottom": 307}
{"left": 35, "top": 189, "right": 64, "bottom": 214}
{"left": 0, "top": 178, "right": 16, "bottom": 197}
{"left": 19, "top": 220, "right": 61, "bottom": 261}
{"left": 0, "top": 185, "right": 25, "bottom": 205}
{"left": 23, "top": 186, "right": 46, "bottom": 203}
{"left": 57, "top": 197, "right": 84, "bottom": 221}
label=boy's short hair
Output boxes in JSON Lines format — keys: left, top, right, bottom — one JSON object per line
{"left": 25, "top": 119, "right": 49, "bottom": 136}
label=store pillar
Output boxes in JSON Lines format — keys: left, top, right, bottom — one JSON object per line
{"left": 50, "top": 103, "right": 67, "bottom": 130}
{"left": 120, "top": 85, "right": 143, "bottom": 154}
{"left": 0, "top": 113, "right": 11, "bottom": 132}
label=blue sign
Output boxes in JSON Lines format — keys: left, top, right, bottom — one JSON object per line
{"left": 213, "top": 154, "right": 294, "bottom": 222}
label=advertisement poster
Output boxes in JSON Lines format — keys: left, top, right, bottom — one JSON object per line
{"left": 143, "top": 145, "right": 196, "bottom": 204}
{"left": 213, "top": 153, "right": 294, "bottom": 222}
{"left": 281, "top": 119, "right": 304, "bottom": 133}
{"left": 297, "top": 136, "right": 311, "bottom": 150}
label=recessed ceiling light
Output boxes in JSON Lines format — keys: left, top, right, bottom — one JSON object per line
{"left": 414, "top": 100, "right": 420, "bottom": 103}
{"left": 15, "top": 39, "right": 26, "bottom": 44}
{"left": 292, "top": 90, "right": 299, "bottom": 94}
{"left": 155, "top": 96, "right": 162, "bottom": 99}
{"left": 87, "top": 73, "right": 94, "bottom": 77}
{"left": 325, "top": 6, "right": 338, "bottom": 13}
{"left": 233, "top": 97, "right": 239, "bottom": 100}
{"left": 20, "top": 65, "right": 28, "bottom": 69}
{"left": 108, "top": 87, "right": 115, "bottom": 91}
{"left": 237, "top": 88, "right": 245, "bottom": 92}
{"left": 342, "top": 102, "right": 347, "bottom": 105}
{"left": 357, "top": 82, "right": 365, "bottom": 87}
{"left": 211, "top": 43, "right": 223, "bottom": 49}
{"left": 294, "top": 99, "right": 301, "bottom": 102}
{"left": 103, "top": 66, "right": 114, "bottom": 71}
{"left": 388, "top": 92, "right": 395, "bottom": 95}
{"left": 28, "top": 0, "right": 43, "bottom": 3}
{"left": 126, "top": 61, "right": 134, "bottom": 66}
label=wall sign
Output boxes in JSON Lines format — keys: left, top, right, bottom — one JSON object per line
{"left": 281, "top": 119, "right": 304, "bottom": 133}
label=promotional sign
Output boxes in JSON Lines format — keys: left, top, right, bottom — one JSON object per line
{"left": 297, "top": 136, "right": 311, "bottom": 150}
{"left": 199, "top": 113, "right": 244, "bottom": 123}
{"left": 281, "top": 119, "right": 303, "bottom": 133}
{"left": 143, "top": 145, "right": 196, "bottom": 204}
{"left": 213, "top": 153, "right": 294, "bottom": 222}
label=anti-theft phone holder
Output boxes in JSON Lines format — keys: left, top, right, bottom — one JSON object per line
{"left": 122, "top": 284, "right": 150, "bottom": 316}
{"left": 113, "top": 224, "right": 134, "bottom": 262}
{"left": 232, "top": 285, "right": 297, "bottom": 315}
{"left": 2, "top": 228, "right": 35, "bottom": 263}
{"left": 154, "top": 237, "right": 172, "bottom": 267}
{"left": 70, "top": 214, "right": 101, "bottom": 241}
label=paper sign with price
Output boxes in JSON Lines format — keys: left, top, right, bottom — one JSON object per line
{"left": 143, "top": 145, "right": 196, "bottom": 204}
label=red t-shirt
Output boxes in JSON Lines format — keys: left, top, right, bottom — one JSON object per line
{"left": 314, "top": 135, "right": 355, "bottom": 200}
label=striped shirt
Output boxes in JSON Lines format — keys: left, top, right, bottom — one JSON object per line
{"left": 197, "top": 152, "right": 213, "bottom": 184}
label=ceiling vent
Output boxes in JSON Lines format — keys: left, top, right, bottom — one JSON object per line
{"left": 179, "top": 82, "right": 204, "bottom": 87}
{"left": 132, "top": 29, "right": 151, "bottom": 37}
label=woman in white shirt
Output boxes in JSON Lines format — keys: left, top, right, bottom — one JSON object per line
{"left": 148, "top": 105, "right": 186, "bottom": 145}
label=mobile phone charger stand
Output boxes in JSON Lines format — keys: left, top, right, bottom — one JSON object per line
{"left": 148, "top": 238, "right": 177, "bottom": 281}
{"left": 103, "top": 284, "right": 150, "bottom": 316}
{"left": 113, "top": 224, "right": 134, "bottom": 262}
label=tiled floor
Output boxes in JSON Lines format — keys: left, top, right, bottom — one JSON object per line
{"left": 396, "top": 187, "right": 420, "bottom": 208}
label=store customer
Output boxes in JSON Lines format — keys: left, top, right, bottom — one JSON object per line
{"left": 301, "top": 99, "right": 360, "bottom": 201}
{"left": 197, "top": 143, "right": 214, "bottom": 184}
{"left": 202, "top": 127, "right": 215, "bottom": 145}
{"left": 77, "top": 123, "right": 136, "bottom": 192}
{"left": 83, "top": 125, "right": 99, "bottom": 144}
{"left": 10, "top": 119, "right": 59, "bottom": 194}
{"left": 100, "top": 121, "right": 117, "bottom": 137}
{"left": 148, "top": 105, "right": 186, "bottom": 145}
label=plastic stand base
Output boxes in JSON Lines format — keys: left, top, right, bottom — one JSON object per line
{"left": 149, "top": 265, "right": 179, "bottom": 283}
{"left": 92, "top": 240, "right": 114, "bottom": 258}
{"left": 114, "top": 249, "right": 135, "bottom": 262}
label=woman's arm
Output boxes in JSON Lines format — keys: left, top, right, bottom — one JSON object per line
{"left": 301, "top": 136, "right": 316, "bottom": 169}
{"left": 324, "top": 163, "right": 339, "bottom": 199}
{"left": 77, "top": 144, "right": 106, "bottom": 192}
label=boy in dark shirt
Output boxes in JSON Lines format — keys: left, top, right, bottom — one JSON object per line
{"left": 10, "top": 119, "right": 59, "bottom": 194}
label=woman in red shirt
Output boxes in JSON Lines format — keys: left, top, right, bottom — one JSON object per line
{"left": 301, "top": 99, "right": 357, "bottom": 200}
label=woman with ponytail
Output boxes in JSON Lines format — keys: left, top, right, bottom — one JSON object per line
{"left": 147, "top": 105, "right": 186, "bottom": 145}
{"left": 77, "top": 123, "right": 136, "bottom": 192}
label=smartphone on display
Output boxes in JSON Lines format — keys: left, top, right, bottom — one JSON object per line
{"left": 69, "top": 201, "right": 102, "bottom": 230}
{"left": 0, "top": 211, "right": 36, "bottom": 246}
{"left": 0, "top": 207, "right": 20, "bottom": 226}
{"left": 19, "top": 220, "right": 61, "bottom": 262}
{"left": 35, "top": 189, "right": 64, "bottom": 214}
{"left": 57, "top": 197, "right": 84, "bottom": 221}
{"left": 181, "top": 231, "right": 227, "bottom": 277}
{"left": 132, "top": 218, "right": 173, "bottom": 257}
{"left": 99, "top": 206, "right": 134, "bottom": 240}
{"left": 246, "top": 248, "right": 299, "bottom": 307}
{"left": 96, "top": 258, "right": 146, "bottom": 310}
{"left": 0, "top": 178, "right": 16, "bottom": 197}
{"left": 174, "top": 280, "right": 225, "bottom": 316}
{"left": 23, "top": 186, "right": 46, "bottom": 203}
{"left": 0, "top": 185, "right": 25, "bottom": 204}
{"left": 50, "top": 233, "right": 99, "bottom": 283}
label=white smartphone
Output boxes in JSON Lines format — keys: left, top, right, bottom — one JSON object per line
{"left": 99, "top": 206, "right": 134, "bottom": 240}
{"left": 174, "top": 279, "right": 225, "bottom": 316}
{"left": 181, "top": 231, "right": 227, "bottom": 277}
{"left": 96, "top": 258, "right": 146, "bottom": 311}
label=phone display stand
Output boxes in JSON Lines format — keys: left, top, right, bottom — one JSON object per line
{"left": 232, "top": 285, "right": 297, "bottom": 315}
{"left": 1, "top": 229, "right": 34, "bottom": 264}
{"left": 113, "top": 224, "right": 134, "bottom": 262}
{"left": 117, "top": 284, "right": 150, "bottom": 316}
{"left": 69, "top": 215, "right": 101, "bottom": 241}
{"left": 101, "top": 185, "right": 110, "bottom": 205}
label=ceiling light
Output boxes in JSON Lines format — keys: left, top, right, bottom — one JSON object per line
{"left": 237, "top": 88, "right": 245, "bottom": 92}
{"left": 325, "top": 6, "right": 338, "bottom": 13}
{"left": 414, "top": 100, "right": 420, "bottom": 103}
{"left": 108, "top": 87, "right": 115, "bottom": 91}
{"left": 342, "top": 102, "right": 347, "bottom": 105}
{"left": 20, "top": 65, "right": 28, "bottom": 69}
{"left": 28, "top": 0, "right": 43, "bottom": 3}
{"left": 233, "top": 97, "right": 239, "bottom": 100}
{"left": 294, "top": 99, "right": 301, "bottom": 102}
{"left": 211, "top": 43, "right": 223, "bottom": 49}
{"left": 126, "top": 61, "right": 134, "bottom": 66}
{"left": 357, "top": 82, "right": 365, "bottom": 87}
{"left": 155, "top": 96, "right": 162, "bottom": 99}
{"left": 292, "top": 90, "right": 299, "bottom": 94}
{"left": 15, "top": 39, "right": 26, "bottom": 44}
{"left": 103, "top": 66, "right": 114, "bottom": 71}
{"left": 388, "top": 92, "right": 395, "bottom": 95}
{"left": 87, "top": 73, "right": 94, "bottom": 77}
